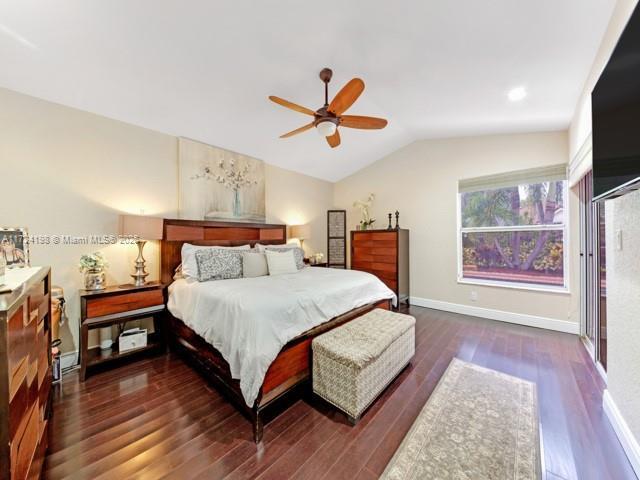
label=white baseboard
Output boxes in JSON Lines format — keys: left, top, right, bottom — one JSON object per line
{"left": 409, "top": 297, "right": 579, "bottom": 334}
{"left": 603, "top": 390, "right": 640, "bottom": 477}
{"left": 60, "top": 350, "right": 78, "bottom": 370}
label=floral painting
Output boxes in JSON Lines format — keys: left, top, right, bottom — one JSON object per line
{"left": 178, "top": 138, "right": 266, "bottom": 222}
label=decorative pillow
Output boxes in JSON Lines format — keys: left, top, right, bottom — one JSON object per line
{"left": 265, "top": 250, "right": 298, "bottom": 276}
{"left": 255, "top": 243, "right": 297, "bottom": 253}
{"left": 181, "top": 243, "right": 250, "bottom": 278}
{"left": 194, "top": 248, "right": 243, "bottom": 281}
{"left": 264, "top": 246, "right": 305, "bottom": 270}
{"left": 242, "top": 252, "right": 268, "bottom": 278}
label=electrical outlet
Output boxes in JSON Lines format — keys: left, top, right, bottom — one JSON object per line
{"left": 470, "top": 290, "right": 478, "bottom": 302}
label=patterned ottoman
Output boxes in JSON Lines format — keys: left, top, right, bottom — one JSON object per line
{"left": 312, "top": 308, "right": 415, "bottom": 424}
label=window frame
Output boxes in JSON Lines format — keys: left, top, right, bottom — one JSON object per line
{"left": 456, "top": 180, "right": 570, "bottom": 294}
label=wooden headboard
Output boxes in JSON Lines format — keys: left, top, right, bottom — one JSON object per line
{"left": 160, "top": 219, "right": 287, "bottom": 284}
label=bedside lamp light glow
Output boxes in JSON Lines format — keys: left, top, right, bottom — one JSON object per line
{"left": 119, "top": 215, "right": 163, "bottom": 286}
{"left": 290, "top": 224, "right": 311, "bottom": 251}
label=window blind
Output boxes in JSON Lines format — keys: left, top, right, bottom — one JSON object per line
{"left": 568, "top": 133, "right": 592, "bottom": 187}
{"left": 458, "top": 164, "right": 568, "bottom": 193}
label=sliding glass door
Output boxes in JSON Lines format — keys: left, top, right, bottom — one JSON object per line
{"left": 598, "top": 205, "right": 607, "bottom": 370}
{"left": 578, "top": 171, "right": 607, "bottom": 371}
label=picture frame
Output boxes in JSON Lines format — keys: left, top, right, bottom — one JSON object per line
{"left": 0, "top": 227, "right": 30, "bottom": 268}
{"left": 178, "top": 138, "right": 266, "bottom": 223}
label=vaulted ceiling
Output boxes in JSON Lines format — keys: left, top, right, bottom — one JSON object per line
{"left": 0, "top": 0, "right": 615, "bottom": 181}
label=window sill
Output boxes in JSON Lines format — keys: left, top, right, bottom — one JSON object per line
{"left": 457, "top": 277, "right": 570, "bottom": 295}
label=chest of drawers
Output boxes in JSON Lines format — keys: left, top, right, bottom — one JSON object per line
{"left": 0, "top": 267, "right": 52, "bottom": 480}
{"left": 350, "top": 230, "right": 409, "bottom": 306}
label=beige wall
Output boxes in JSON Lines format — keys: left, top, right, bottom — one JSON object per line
{"left": 334, "top": 131, "right": 579, "bottom": 325}
{"left": 0, "top": 87, "right": 178, "bottom": 354}
{"left": 0, "top": 87, "right": 333, "bottom": 354}
{"left": 265, "top": 163, "right": 333, "bottom": 257}
{"left": 606, "top": 190, "right": 640, "bottom": 441}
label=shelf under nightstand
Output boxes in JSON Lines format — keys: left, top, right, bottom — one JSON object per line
{"left": 79, "top": 282, "right": 167, "bottom": 381}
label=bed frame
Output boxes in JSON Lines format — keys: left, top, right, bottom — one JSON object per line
{"left": 160, "top": 218, "right": 391, "bottom": 442}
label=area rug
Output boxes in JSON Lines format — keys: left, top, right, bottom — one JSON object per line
{"left": 382, "top": 358, "right": 541, "bottom": 480}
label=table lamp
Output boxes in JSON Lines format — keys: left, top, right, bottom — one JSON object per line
{"left": 119, "top": 215, "right": 163, "bottom": 286}
{"left": 290, "top": 224, "right": 311, "bottom": 250}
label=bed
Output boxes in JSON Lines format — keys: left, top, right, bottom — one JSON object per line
{"left": 160, "top": 219, "right": 395, "bottom": 442}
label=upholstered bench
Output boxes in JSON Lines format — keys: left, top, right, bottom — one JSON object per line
{"left": 312, "top": 308, "right": 416, "bottom": 424}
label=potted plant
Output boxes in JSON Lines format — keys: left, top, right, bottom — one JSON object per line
{"left": 354, "top": 193, "right": 376, "bottom": 231}
{"left": 359, "top": 219, "right": 376, "bottom": 230}
{"left": 79, "top": 252, "right": 108, "bottom": 291}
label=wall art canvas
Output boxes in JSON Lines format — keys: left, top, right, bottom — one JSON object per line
{"left": 0, "top": 227, "right": 30, "bottom": 268}
{"left": 178, "top": 138, "right": 266, "bottom": 223}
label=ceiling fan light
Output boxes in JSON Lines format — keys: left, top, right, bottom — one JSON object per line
{"left": 316, "top": 120, "right": 337, "bottom": 137}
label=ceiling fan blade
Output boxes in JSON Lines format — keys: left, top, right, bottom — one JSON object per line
{"left": 340, "top": 115, "right": 388, "bottom": 130}
{"left": 269, "top": 96, "right": 316, "bottom": 116}
{"left": 326, "top": 129, "right": 341, "bottom": 148}
{"left": 279, "top": 122, "right": 314, "bottom": 138}
{"left": 328, "top": 78, "right": 364, "bottom": 115}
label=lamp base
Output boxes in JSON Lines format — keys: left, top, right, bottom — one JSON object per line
{"left": 131, "top": 240, "right": 149, "bottom": 287}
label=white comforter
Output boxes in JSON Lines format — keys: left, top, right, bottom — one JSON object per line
{"left": 168, "top": 267, "right": 396, "bottom": 406}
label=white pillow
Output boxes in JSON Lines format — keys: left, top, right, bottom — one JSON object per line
{"left": 264, "top": 246, "right": 305, "bottom": 270}
{"left": 242, "top": 252, "right": 269, "bottom": 278}
{"left": 265, "top": 250, "right": 298, "bottom": 276}
{"left": 181, "top": 243, "right": 250, "bottom": 278}
{"left": 255, "top": 243, "right": 294, "bottom": 252}
{"left": 173, "top": 263, "right": 184, "bottom": 280}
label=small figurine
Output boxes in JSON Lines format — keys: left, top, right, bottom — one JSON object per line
{"left": 395, "top": 210, "right": 400, "bottom": 230}
{"left": 387, "top": 213, "right": 393, "bottom": 230}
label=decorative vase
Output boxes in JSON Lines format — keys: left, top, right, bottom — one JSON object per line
{"left": 84, "top": 268, "right": 106, "bottom": 291}
{"left": 361, "top": 223, "right": 368, "bottom": 231}
{"left": 233, "top": 189, "right": 241, "bottom": 217}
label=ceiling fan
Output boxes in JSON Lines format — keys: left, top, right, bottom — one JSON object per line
{"left": 269, "top": 68, "right": 388, "bottom": 148}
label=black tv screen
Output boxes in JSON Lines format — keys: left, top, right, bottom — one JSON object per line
{"left": 592, "top": 2, "right": 640, "bottom": 201}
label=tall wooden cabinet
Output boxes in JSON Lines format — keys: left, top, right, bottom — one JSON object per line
{"left": 0, "top": 267, "right": 52, "bottom": 480}
{"left": 351, "top": 229, "right": 409, "bottom": 306}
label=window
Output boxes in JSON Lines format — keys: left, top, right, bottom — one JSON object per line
{"left": 458, "top": 165, "right": 568, "bottom": 292}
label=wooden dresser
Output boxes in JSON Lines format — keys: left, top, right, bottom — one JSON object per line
{"left": 351, "top": 229, "right": 410, "bottom": 306}
{"left": 0, "top": 267, "right": 52, "bottom": 480}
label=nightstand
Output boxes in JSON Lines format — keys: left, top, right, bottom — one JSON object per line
{"left": 309, "top": 262, "right": 329, "bottom": 267}
{"left": 79, "top": 282, "right": 166, "bottom": 381}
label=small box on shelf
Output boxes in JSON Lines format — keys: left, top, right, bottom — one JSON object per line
{"left": 119, "top": 327, "right": 148, "bottom": 353}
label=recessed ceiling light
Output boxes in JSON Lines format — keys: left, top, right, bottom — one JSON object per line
{"left": 508, "top": 86, "right": 527, "bottom": 102}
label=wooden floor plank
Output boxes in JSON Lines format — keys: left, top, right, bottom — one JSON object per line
{"left": 43, "top": 306, "right": 637, "bottom": 480}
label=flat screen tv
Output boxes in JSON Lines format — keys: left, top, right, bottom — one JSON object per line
{"left": 592, "top": 2, "right": 640, "bottom": 201}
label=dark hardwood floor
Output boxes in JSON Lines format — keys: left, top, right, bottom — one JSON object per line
{"left": 44, "top": 306, "right": 636, "bottom": 480}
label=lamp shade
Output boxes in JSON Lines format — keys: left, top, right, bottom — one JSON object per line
{"left": 119, "top": 215, "right": 163, "bottom": 240}
{"left": 290, "top": 224, "right": 311, "bottom": 240}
